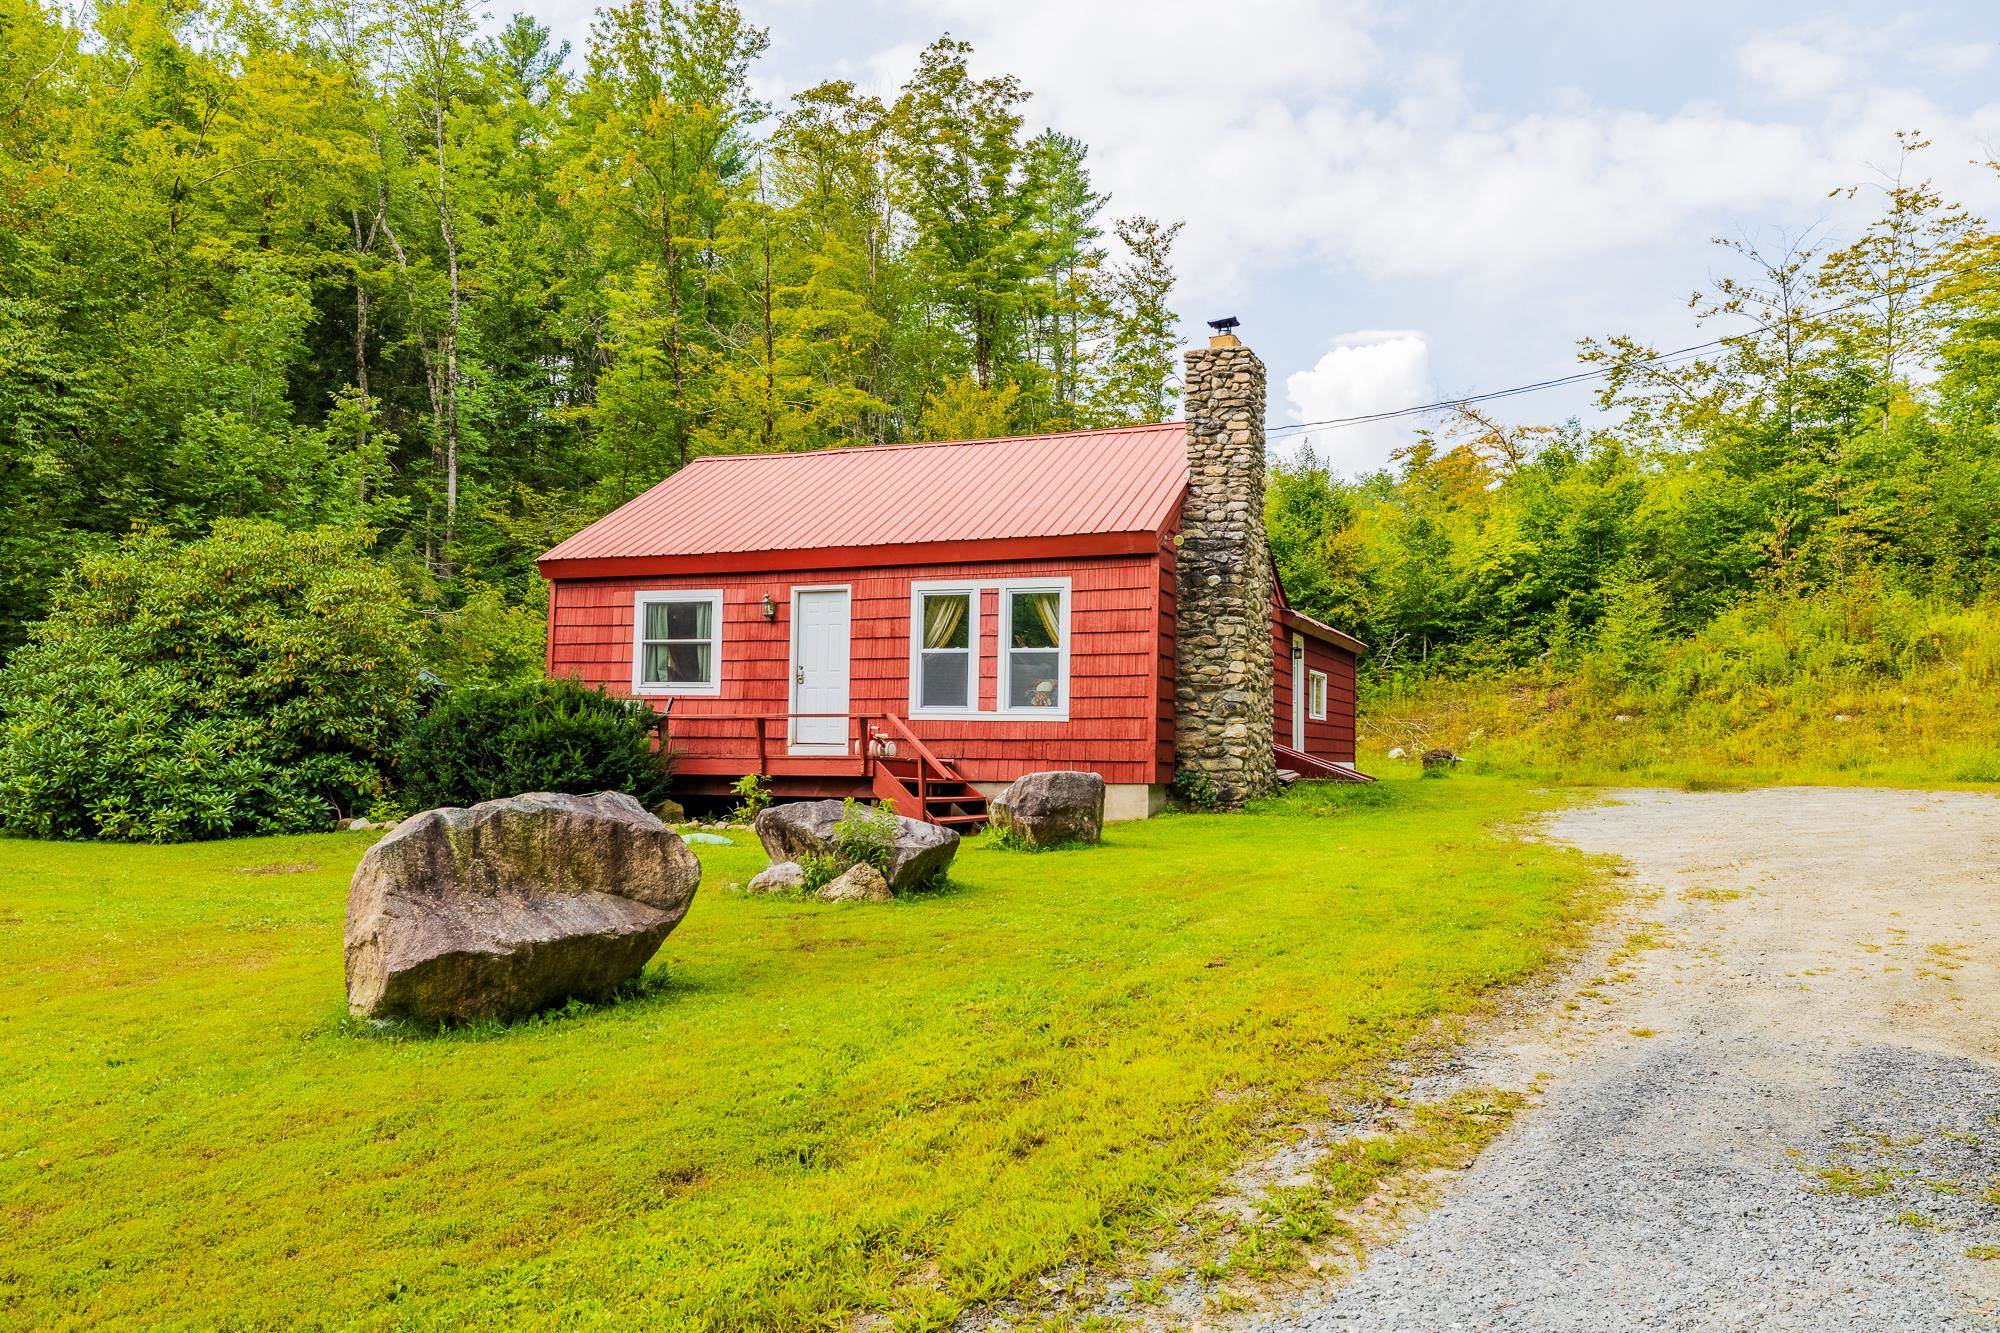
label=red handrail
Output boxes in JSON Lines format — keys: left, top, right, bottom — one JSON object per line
{"left": 655, "top": 710, "right": 868, "bottom": 769}
{"left": 874, "top": 712, "right": 967, "bottom": 811}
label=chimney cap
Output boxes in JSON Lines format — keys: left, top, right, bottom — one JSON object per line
{"left": 1206, "top": 316, "right": 1240, "bottom": 334}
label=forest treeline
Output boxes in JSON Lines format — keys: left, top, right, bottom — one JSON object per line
{"left": 1266, "top": 137, "right": 2000, "bottom": 778}
{"left": 8, "top": 0, "right": 2000, "bottom": 785}
{"left": 0, "top": 0, "right": 1181, "bottom": 666}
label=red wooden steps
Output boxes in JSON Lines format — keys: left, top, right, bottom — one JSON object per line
{"left": 871, "top": 725, "right": 991, "bottom": 832}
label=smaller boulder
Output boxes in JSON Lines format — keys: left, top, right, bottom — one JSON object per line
{"left": 1420, "top": 748, "right": 1462, "bottom": 774}
{"left": 989, "top": 770, "right": 1105, "bottom": 847}
{"left": 651, "top": 797, "right": 687, "bottom": 824}
{"left": 748, "top": 861, "right": 805, "bottom": 894}
{"left": 755, "top": 800, "right": 957, "bottom": 894}
{"left": 817, "top": 863, "right": 892, "bottom": 903}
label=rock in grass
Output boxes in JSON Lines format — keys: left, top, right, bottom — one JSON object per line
{"left": 747, "top": 860, "right": 805, "bottom": 894}
{"left": 1421, "top": 748, "right": 1462, "bottom": 773}
{"left": 989, "top": 770, "right": 1105, "bottom": 847}
{"left": 817, "top": 863, "right": 892, "bottom": 903}
{"left": 754, "top": 799, "right": 957, "bottom": 895}
{"left": 344, "top": 791, "right": 700, "bottom": 1024}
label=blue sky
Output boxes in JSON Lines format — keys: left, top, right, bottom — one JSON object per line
{"left": 522, "top": 0, "right": 2000, "bottom": 473}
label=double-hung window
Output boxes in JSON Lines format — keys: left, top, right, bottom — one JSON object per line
{"left": 914, "top": 588, "right": 976, "bottom": 712}
{"left": 633, "top": 590, "right": 723, "bottom": 695}
{"left": 1002, "top": 585, "right": 1067, "bottom": 714}
{"left": 907, "top": 579, "right": 1069, "bottom": 718}
{"left": 1307, "top": 669, "right": 1328, "bottom": 721}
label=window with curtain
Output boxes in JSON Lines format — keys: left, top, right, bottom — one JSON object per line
{"left": 635, "top": 592, "right": 722, "bottom": 692}
{"left": 916, "top": 590, "right": 973, "bottom": 710}
{"left": 1308, "top": 669, "right": 1328, "bottom": 721}
{"left": 1006, "top": 589, "right": 1064, "bottom": 710}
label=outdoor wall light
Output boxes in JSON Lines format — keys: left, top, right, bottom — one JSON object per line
{"left": 761, "top": 593, "right": 778, "bottom": 622}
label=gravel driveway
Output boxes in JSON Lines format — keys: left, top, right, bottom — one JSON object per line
{"left": 1259, "top": 787, "right": 2000, "bottom": 1332}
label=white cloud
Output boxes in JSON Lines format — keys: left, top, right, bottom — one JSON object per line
{"left": 1283, "top": 330, "right": 1431, "bottom": 478}
{"left": 1913, "top": 41, "right": 1992, "bottom": 80}
{"left": 1737, "top": 19, "right": 1994, "bottom": 103}
{"left": 1736, "top": 30, "right": 1855, "bottom": 101}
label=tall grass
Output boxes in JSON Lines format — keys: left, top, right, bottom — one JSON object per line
{"left": 1365, "top": 580, "right": 2000, "bottom": 786}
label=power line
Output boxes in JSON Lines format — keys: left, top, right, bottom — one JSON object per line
{"left": 1267, "top": 271, "right": 1982, "bottom": 437}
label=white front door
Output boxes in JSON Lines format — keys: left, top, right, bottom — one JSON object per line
{"left": 1291, "top": 634, "right": 1306, "bottom": 750}
{"left": 791, "top": 588, "right": 851, "bottom": 753}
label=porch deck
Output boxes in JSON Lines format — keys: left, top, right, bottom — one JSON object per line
{"left": 658, "top": 711, "right": 872, "bottom": 781}
{"left": 655, "top": 709, "right": 991, "bottom": 829}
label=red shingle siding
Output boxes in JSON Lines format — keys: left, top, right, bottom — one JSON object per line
{"left": 548, "top": 554, "right": 1168, "bottom": 786}
{"left": 1154, "top": 525, "right": 1179, "bottom": 779}
{"left": 1272, "top": 619, "right": 1358, "bottom": 765}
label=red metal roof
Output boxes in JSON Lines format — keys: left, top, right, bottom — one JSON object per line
{"left": 540, "top": 423, "right": 1188, "bottom": 568}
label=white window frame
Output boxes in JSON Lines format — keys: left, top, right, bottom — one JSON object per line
{"left": 632, "top": 589, "right": 724, "bottom": 696}
{"left": 1308, "top": 668, "right": 1329, "bottom": 721}
{"left": 997, "top": 578, "right": 1071, "bottom": 720}
{"left": 908, "top": 582, "right": 981, "bottom": 717}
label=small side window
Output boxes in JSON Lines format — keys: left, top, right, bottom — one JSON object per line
{"left": 1308, "top": 669, "right": 1328, "bottom": 721}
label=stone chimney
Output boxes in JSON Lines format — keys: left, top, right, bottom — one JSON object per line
{"left": 1173, "top": 328, "right": 1277, "bottom": 806}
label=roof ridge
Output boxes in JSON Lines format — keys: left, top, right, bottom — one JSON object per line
{"left": 681, "top": 420, "right": 1186, "bottom": 466}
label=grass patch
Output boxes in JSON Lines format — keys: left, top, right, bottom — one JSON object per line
{"left": 1813, "top": 1165, "right": 1902, "bottom": 1198}
{"left": 0, "top": 777, "right": 1596, "bottom": 1328}
{"left": 1685, "top": 887, "right": 1745, "bottom": 903}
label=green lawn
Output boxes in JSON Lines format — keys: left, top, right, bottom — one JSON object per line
{"left": 0, "top": 778, "right": 1597, "bottom": 1329}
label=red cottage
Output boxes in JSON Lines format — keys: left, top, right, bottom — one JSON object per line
{"left": 538, "top": 332, "right": 1366, "bottom": 827}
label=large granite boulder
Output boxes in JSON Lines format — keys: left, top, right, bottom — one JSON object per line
{"left": 753, "top": 799, "right": 958, "bottom": 894}
{"left": 989, "top": 770, "right": 1105, "bottom": 847}
{"left": 345, "top": 791, "right": 700, "bottom": 1024}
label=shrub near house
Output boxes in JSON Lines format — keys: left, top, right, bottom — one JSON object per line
{"left": 396, "top": 678, "right": 674, "bottom": 811}
{"left": 0, "top": 522, "right": 421, "bottom": 841}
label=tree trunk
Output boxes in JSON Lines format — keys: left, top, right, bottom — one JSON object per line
{"left": 762, "top": 227, "right": 775, "bottom": 451}
{"left": 435, "top": 103, "right": 461, "bottom": 577}
{"left": 663, "top": 200, "right": 686, "bottom": 471}
{"left": 350, "top": 208, "right": 374, "bottom": 508}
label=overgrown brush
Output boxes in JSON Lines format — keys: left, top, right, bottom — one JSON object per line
{"left": 1363, "top": 581, "right": 2000, "bottom": 786}
{"left": 0, "top": 522, "right": 421, "bottom": 840}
